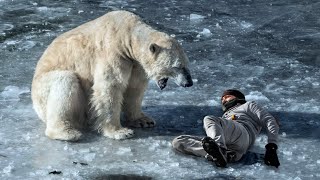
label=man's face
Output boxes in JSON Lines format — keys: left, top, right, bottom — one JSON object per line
{"left": 221, "top": 95, "right": 236, "bottom": 104}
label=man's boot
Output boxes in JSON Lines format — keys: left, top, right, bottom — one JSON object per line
{"left": 202, "top": 136, "right": 227, "bottom": 167}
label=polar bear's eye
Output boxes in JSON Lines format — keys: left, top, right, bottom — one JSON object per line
{"left": 149, "top": 43, "right": 160, "bottom": 54}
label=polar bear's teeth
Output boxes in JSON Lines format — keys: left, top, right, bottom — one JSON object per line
{"left": 157, "top": 78, "right": 168, "bottom": 90}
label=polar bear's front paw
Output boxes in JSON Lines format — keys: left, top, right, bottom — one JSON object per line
{"left": 125, "top": 116, "right": 156, "bottom": 128}
{"left": 103, "top": 128, "right": 135, "bottom": 140}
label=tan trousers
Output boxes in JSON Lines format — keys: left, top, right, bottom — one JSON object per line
{"left": 172, "top": 116, "right": 250, "bottom": 161}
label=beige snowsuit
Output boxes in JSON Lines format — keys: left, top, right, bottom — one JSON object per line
{"left": 172, "top": 101, "right": 279, "bottom": 161}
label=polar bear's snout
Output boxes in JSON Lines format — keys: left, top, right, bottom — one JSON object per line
{"left": 156, "top": 67, "right": 193, "bottom": 90}
{"left": 174, "top": 67, "right": 193, "bottom": 88}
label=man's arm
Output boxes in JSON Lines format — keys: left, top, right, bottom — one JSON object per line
{"left": 248, "top": 101, "right": 280, "bottom": 168}
{"left": 248, "top": 101, "right": 279, "bottom": 144}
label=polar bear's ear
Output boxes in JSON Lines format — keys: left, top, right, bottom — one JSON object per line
{"left": 149, "top": 43, "right": 160, "bottom": 54}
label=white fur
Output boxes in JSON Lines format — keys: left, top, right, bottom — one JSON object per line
{"left": 31, "top": 10, "right": 191, "bottom": 141}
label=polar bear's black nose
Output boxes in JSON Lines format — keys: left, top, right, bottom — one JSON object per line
{"left": 184, "top": 77, "right": 193, "bottom": 87}
{"left": 183, "top": 69, "right": 193, "bottom": 87}
{"left": 177, "top": 68, "right": 193, "bottom": 87}
{"left": 183, "top": 79, "right": 193, "bottom": 87}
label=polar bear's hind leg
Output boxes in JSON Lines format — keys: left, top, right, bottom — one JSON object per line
{"left": 43, "top": 71, "right": 86, "bottom": 141}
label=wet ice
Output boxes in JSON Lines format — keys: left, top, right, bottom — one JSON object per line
{"left": 0, "top": 86, "right": 30, "bottom": 101}
{"left": 1, "top": 0, "right": 320, "bottom": 179}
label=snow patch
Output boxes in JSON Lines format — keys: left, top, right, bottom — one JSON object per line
{"left": 0, "top": 86, "right": 30, "bottom": 101}
{"left": 0, "top": 24, "right": 14, "bottom": 31}
{"left": 116, "top": 147, "right": 132, "bottom": 155}
{"left": 2, "top": 163, "right": 14, "bottom": 175}
{"left": 206, "top": 99, "right": 220, "bottom": 106}
{"left": 83, "top": 153, "right": 96, "bottom": 162}
{"left": 37, "top": 6, "right": 48, "bottom": 11}
{"left": 189, "top": 14, "right": 205, "bottom": 21}
{"left": 20, "top": 41, "right": 37, "bottom": 50}
{"left": 197, "top": 28, "right": 212, "bottom": 38}
{"left": 246, "top": 91, "right": 270, "bottom": 102}
{"left": 240, "top": 21, "right": 253, "bottom": 28}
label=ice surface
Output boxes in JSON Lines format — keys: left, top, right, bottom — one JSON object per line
{"left": 2, "top": 163, "right": 14, "bottom": 175}
{"left": 190, "top": 14, "right": 205, "bottom": 21}
{"left": 197, "top": 28, "right": 212, "bottom": 38}
{"left": 246, "top": 91, "right": 270, "bottom": 102}
{"left": 0, "top": 86, "right": 30, "bottom": 101}
{"left": 1, "top": 0, "right": 320, "bottom": 179}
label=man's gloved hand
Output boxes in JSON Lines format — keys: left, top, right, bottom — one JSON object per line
{"left": 264, "top": 143, "right": 280, "bottom": 168}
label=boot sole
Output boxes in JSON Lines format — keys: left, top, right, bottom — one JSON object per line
{"left": 202, "top": 137, "right": 227, "bottom": 167}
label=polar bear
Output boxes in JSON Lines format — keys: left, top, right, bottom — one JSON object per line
{"left": 31, "top": 10, "right": 193, "bottom": 141}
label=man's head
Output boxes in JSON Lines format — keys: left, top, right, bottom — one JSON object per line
{"left": 221, "top": 89, "right": 246, "bottom": 112}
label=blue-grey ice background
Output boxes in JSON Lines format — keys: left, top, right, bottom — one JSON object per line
{"left": 1, "top": 0, "right": 320, "bottom": 179}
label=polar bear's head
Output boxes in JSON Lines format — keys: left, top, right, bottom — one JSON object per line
{"left": 138, "top": 33, "right": 193, "bottom": 90}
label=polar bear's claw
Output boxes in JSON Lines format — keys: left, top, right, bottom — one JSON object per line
{"left": 103, "top": 128, "right": 135, "bottom": 140}
{"left": 126, "top": 116, "right": 156, "bottom": 128}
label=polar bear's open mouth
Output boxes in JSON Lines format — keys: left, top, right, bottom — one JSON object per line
{"left": 157, "top": 78, "right": 168, "bottom": 90}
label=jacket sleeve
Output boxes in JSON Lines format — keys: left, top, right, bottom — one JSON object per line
{"left": 248, "top": 101, "right": 279, "bottom": 144}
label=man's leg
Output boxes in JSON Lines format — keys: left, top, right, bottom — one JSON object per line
{"left": 203, "top": 116, "right": 250, "bottom": 162}
{"left": 172, "top": 135, "right": 207, "bottom": 157}
{"left": 203, "top": 116, "right": 227, "bottom": 149}
{"left": 224, "top": 122, "right": 250, "bottom": 161}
